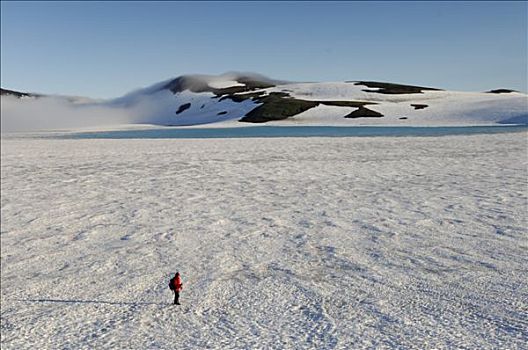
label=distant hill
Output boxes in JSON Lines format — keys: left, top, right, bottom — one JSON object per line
{"left": 1, "top": 88, "right": 38, "bottom": 98}
{"left": 2, "top": 73, "right": 527, "bottom": 130}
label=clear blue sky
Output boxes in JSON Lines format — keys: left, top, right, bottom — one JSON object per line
{"left": 1, "top": 1, "right": 527, "bottom": 98}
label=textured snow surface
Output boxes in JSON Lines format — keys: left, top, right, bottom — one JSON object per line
{"left": 1, "top": 133, "right": 527, "bottom": 349}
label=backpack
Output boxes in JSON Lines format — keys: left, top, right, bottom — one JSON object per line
{"left": 169, "top": 278, "right": 175, "bottom": 290}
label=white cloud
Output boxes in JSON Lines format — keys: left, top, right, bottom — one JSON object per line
{"left": 1, "top": 95, "right": 131, "bottom": 132}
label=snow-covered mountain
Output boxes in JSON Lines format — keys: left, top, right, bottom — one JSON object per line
{"left": 2, "top": 73, "right": 527, "bottom": 131}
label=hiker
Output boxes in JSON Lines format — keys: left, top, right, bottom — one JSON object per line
{"left": 169, "top": 272, "right": 183, "bottom": 305}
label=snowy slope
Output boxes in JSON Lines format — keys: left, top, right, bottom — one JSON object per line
{"left": 1, "top": 73, "right": 527, "bottom": 131}
{"left": 1, "top": 132, "right": 527, "bottom": 348}
{"left": 114, "top": 74, "right": 528, "bottom": 127}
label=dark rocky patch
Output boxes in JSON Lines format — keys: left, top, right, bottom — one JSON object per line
{"left": 237, "top": 92, "right": 381, "bottom": 123}
{"left": 219, "top": 91, "right": 266, "bottom": 103}
{"left": 221, "top": 90, "right": 376, "bottom": 110}
{"left": 411, "top": 104, "right": 428, "bottom": 110}
{"left": 200, "top": 104, "right": 205, "bottom": 109}
{"left": 319, "top": 100, "right": 375, "bottom": 108}
{"left": 344, "top": 106, "right": 384, "bottom": 118}
{"left": 175, "top": 103, "right": 191, "bottom": 114}
{"left": 240, "top": 94, "right": 319, "bottom": 123}
{"left": 217, "top": 111, "right": 228, "bottom": 115}
{"left": 352, "top": 81, "right": 441, "bottom": 94}
{"left": 221, "top": 91, "right": 288, "bottom": 104}
{"left": 266, "top": 92, "right": 290, "bottom": 98}
{"left": 486, "top": 89, "right": 517, "bottom": 94}
{"left": 399, "top": 117, "right": 408, "bottom": 120}
{"left": 1, "top": 88, "right": 37, "bottom": 98}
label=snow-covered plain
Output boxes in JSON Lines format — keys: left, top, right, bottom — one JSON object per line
{"left": 1, "top": 132, "right": 527, "bottom": 349}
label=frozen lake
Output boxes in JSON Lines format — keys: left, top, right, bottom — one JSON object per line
{"left": 1, "top": 132, "right": 527, "bottom": 349}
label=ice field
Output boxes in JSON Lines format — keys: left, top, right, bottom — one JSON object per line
{"left": 1, "top": 131, "right": 527, "bottom": 349}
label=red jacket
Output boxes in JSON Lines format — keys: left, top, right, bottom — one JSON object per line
{"left": 172, "top": 275, "right": 183, "bottom": 292}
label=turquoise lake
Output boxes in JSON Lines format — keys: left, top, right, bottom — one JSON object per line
{"left": 51, "top": 125, "right": 528, "bottom": 139}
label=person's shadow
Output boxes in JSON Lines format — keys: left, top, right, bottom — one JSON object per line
{"left": 15, "top": 298, "right": 167, "bottom": 306}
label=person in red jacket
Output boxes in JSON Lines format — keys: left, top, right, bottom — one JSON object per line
{"left": 169, "top": 272, "right": 183, "bottom": 305}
